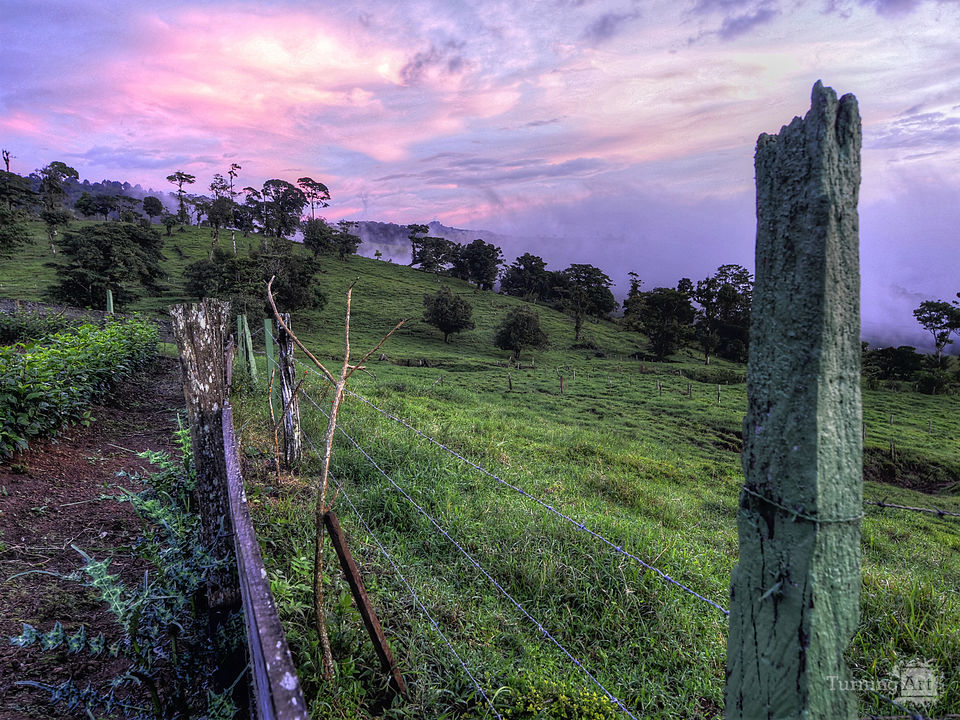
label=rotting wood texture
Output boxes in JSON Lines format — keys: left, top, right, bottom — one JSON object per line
{"left": 170, "top": 298, "right": 238, "bottom": 608}
{"left": 725, "top": 81, "right": 863, "bottom": 720}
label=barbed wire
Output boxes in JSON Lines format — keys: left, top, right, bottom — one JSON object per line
{"left": 864, "top": 500, "right": 960, "bottom": 519}
{"left": 299, "top": 388, "right": 640, "bottom": 720}
{"left": 298, "top": 430, "right": 503, "bottom": 719}
{"left": 285, "top": 351, "right": 729, "bottom": 616}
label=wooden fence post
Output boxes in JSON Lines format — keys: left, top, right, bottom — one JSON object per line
{"left": 236, "top": 316, "right": 247, "bottom": 376}
{"left": 726, "top": 82, "right": 862, "bottom": 720}
{"left": 106, "top": 289, "right": 114, "bottom": 315}
{"left": 265, "top": 317, "right": 280, "bottom": 418}
{"left": 277, "top": 312, "right": 302, "bottom": 468}
{"left": 170, "top": 299, "right": 239, "bottom": 608}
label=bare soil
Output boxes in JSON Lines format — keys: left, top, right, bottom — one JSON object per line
{"left": 0, "top": 356, "right": 183, "bottom": 719}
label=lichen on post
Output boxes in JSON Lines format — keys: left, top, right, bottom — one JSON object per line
{"left": 726, "top": 81, "right": 863, "bottom": 720}
{"left": 170, "top": 298, "right": 238, "bottom": 608}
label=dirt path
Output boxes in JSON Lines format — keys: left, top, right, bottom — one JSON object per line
{"left": 0, "top": 356, "right": 184, "bottom": 719}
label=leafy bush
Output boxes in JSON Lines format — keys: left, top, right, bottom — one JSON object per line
{"left": 0, "top": 309, "right": 78, "bottom": 345}
{"left": 0, "top": 317, "right": 158, "bottom": 456}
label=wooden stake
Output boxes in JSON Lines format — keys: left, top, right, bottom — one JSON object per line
{"left": 324, "top": 511, "right": 407, "bottom": 698}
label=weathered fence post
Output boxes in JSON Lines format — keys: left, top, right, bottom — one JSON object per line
{"left": 170, "top": 299, "right": 239, "bottom": 607}
{"left": 277, "top": 312, "right": 302, "bottom": 468}
{"left": 106, "top": 289, "right": 114, "bottom": 315}
{"left": 726, "top": 82, "right": 862, "bottom": 720}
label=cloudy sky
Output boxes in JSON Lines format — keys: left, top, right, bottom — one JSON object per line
{"left": 2, "top": 0, "right": 958, "bottom": 347}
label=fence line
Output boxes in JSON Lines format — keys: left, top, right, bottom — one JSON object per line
{"left": 286, "top": 352, "right": 730, "bottom": 616}
{"left": 299, "top": 388, "right": 640, "bottom": 720}
{"left": 222, "top": 401, "right": 309, "bottom": 720}
{"left": 299, "top": 430, "right": 503, "bottom": 719}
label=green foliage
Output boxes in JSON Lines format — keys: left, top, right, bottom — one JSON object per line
{"left": 0, "top": 318, "right": 157, "bottom": 456}
{"left": 184, "top": 243, "right": 326, "bottom": 320}
{"left": 692, "top": 265, "right": 753, "bottom": 364}
{"left": 500, "top": 253, "right": 553, "bottom": 302}
{"left": 142, "top": 195, "right": 163, "bottom": 219}
{"left": 0, "top": 308, "right": 77, "bottom": 344}
{"left": 625, "top": 286, "right": 694, "bottom": 361}
{"left": 555, "top": 264, "right": 616, "bottom": 341}
{"left": 494, "top": 306, "right": 548, "bottom": 359}
{"left": 10, "top": 433, "right": 240, "bottom": 719}
{"left": 166, "top": 171, "right": 196, "bottom": 227}
{"left": 914, "top": 299, "right": 960, "bottom": 364}
{"left": 51, "top": 222, "right": 166, "bottom": 308}
{"left": 423, "top": 286, "right": 476, "bottom": 343}
{"left": 302, "top": 218, "right": 335, "bottom": 257}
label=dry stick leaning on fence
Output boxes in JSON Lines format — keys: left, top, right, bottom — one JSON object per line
{"left": 267, "top": 275, "right": 404, "bottom": 681}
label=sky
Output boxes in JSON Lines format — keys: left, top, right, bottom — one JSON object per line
{"left": 1, "top": 0, "right": 958, "bottom": 348}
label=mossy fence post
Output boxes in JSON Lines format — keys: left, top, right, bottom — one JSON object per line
{"left": 725, "top": 82, "right": 863, "bottom": 720}
{"left": 277, "top": 312, "right": 302, "bottom": 468}
{"left": 170, "top": 298, "right": 239, "bottom": 608}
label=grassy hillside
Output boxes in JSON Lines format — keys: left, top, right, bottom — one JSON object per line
{"left": 3, "top": 222, "right": 959, "bottom": 718}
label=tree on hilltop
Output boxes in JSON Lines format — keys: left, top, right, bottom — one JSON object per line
{"left": 691, "top": 264, "right": 753, "bottom": 364}
{"left": 624, "top": 285, "right": 694, "bottom": 361}
{"left": 500, "top": 253, "right": 553, "bottom": 302}
{"left": 555, "top": 263, "right": 616, "bottom": 341}
{"left": 297, "top": 177, "right": 330, "bottom": 220}
{"left": 913, "top": 300, "right": 960, "bottom": 366}
{"left": 166, "top": 171, "right": 196, "bottom": 230}
{"left": 423, "top": 287, "right": 475, "bottom": 343}
{"left": 142, "top": 195, "right": 163, "bottom": 221}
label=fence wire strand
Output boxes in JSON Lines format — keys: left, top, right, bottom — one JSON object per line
{"left": 286, "top": 351, "right": 729, "bottom": 616}
{"left": 298, "top": 430, "right": 504, "bottom": 720}
{"left": 299, "top": 388, "right": 640, "bottom": 720}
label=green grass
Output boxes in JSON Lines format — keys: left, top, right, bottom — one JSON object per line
{"left": 3, "top": 222, "right": 959, "bottom": 718}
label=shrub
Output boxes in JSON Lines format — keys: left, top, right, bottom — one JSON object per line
{"left": 0, "top": 318, "right": 158, "bottom": 456}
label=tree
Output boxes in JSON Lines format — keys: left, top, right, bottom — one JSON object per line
{"left": 52, "top": 223, "right": 166, "bottom": 308}
{"left": 556, "top": 263, "right": 616, "bottom": 341}
{"left": 261, "top": 179, "right": 307, "bottom": 238}
{"left": 500, "top": 253, "right": 552, "bottom": 301}
{"left": 412, "top": 236, "right": 457, "bottom": 273}
{"left": 407, "top": 224, "right": 429, "bottom": 265}
{"left": 142, "top": 195, "right": 163, "bottom": 221}
{"left": 297, "top": 177, "right": 330, "bottom": 220}
{"left": 333, "top": 220, "right": 362, "bottom": 260}
{"left": 625, "top": 286, "right": 695, "bottom": 361}
{"left": 115, "top": 195, "right": 141, "bottom": 223}
{"left": 461, "top": 238, "right": 503, "bottom": 290}
{"left": 166, "top": 171, "right": 196, "bottom": 229}
{"left": 423, "top": 287, "right": 475, "bottom": 343}
{"left": 302, "top": 218, "right": 335, "bottom": 257}
{"left": 913, "top": 300, "right": 960, "bottom": 365}
{"left": 161, "top": 211, "right": 178, "bottom": 237}
{"left": 37, "top": 161, "right": 79, "bottom": 252}
{"left": 2, "top": 149, "right": 13, "bottom": 173}
{"left": 226, "top": 163, "right": 242, "bottom": 253}
{"left": 692, "top": 264, "right": 753, "bottom": 364}
{"left": 494, "top": 306, "right": 548, "bottom": 360}
{"left": 0, "top": 169, "right": 35, "bottom": 255}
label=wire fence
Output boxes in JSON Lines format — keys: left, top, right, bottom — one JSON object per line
{"left": 262, "top": 329, "right": 955, "bottom": 720}
{"left": 299, "top": 430, "right": 504, "bottom": 719}
{"left": 299, "top": 388, "right": 640, "bottom": 719}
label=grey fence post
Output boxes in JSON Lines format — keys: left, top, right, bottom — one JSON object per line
{"left": 277, "top": 312, "right": 302, "bottom": 468}
{"left": 242, "top": 314, "right": 258, "bottom": 383}
{"left": 725, "top": 82, "right": 863, "bottom": 720}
